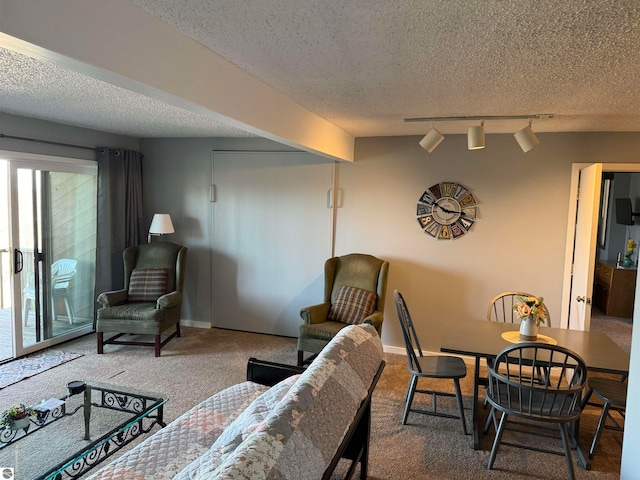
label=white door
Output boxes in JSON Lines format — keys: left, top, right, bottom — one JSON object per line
{"left": 568, "top": 163, "right": 602, "bottom": 331}
{"left": 212, "top": 151, "right": 333, "bottom": 337}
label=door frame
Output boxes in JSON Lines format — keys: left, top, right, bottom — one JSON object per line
{"left": 562, "top": 162, "right": 640, "bottom": 330}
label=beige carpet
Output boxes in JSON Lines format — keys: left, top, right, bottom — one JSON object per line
{"left": 0, "top": 327, "right": 623, "bottom": 479}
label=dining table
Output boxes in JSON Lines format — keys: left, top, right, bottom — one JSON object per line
{"left": 440, "top": 319, "right": 630, "bottom": 470}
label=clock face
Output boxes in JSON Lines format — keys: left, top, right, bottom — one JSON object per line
{"left": 416, "top": 182, "right": 478, "bottom": 240}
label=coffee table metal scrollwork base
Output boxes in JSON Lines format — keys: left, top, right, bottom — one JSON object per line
{"left": 0, "top": 382, "right": 167, "bottom": 480}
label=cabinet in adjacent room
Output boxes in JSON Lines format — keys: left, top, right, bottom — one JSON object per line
{"left": 593, "top": 260, "right": 637, "bottom": 318}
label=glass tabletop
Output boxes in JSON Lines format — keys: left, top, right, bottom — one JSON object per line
{"left": 0, "top": 381, "right": 167, "bottom": 480}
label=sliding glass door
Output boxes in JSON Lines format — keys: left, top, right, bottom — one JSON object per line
{"left": 0, "top": 152, "right": 97, "bottom": 361}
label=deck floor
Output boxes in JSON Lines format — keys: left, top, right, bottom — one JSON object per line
{"left": 0, "top": 308, "right": 92, "bottom": 362}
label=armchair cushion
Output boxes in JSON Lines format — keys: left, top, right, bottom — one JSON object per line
{"left": 128, "top": 268, "right": 168, "bottom": 302}
{"left": 299, "top": 320, "right": 347, "bottom": 342}
{"left": 327, "top": 285, "right": 376, "bottom": 325}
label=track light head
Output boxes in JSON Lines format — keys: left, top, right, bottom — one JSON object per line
{"left": 467, "top": 121, "right": 485, "bottom": 150}
{"left": 406, "top": 114, "right": 552, "bottom": 153}
{"left": 419, "top": 124, "right": 445, "bottom": 153}
{"left": 514, "top": 120, "right": 540, "bottom": 152}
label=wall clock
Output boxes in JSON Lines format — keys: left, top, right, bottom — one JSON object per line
{"left": 416, "top": 182, "right": 478, "bottom": 240}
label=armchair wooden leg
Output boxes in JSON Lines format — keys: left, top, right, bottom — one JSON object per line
{"left": 176, "top": 322, "right": 181, "bottom": 338}
{"left": 155, "top": 335, "right": 161, "bottom": 357}
{"left": 297, "top": 350, "right": 304, "bottom": 367}
{"left": 97, "top": 332, "right": 104, "bottom": 354}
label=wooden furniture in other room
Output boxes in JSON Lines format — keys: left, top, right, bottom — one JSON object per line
{"left": 593, "top": 260, "right": 636, "bottom": 318}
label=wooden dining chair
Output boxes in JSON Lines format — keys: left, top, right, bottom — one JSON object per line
{"left": 484, "top": 291, "right": 551, "bottom": 402}
{"left": 487, "top": 291, "right": 551, "bottom": 324}
{"left": 393, "top": 290, "right": 468, "bottom": 434}
{"left": 580, "top": 376, "right": 627, "bottom": 458}
{"left": 484, "top": 343, "right": 587, "bottom": 480}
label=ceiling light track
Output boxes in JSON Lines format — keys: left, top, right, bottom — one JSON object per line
{"left": 409, "top": 114, "right": 553, "bottom": 154}
{"left": 405, "top": 114, "right": 554, "bottom": 123}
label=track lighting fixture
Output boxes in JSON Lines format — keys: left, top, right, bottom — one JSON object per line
{"left": 418, "top": 122, "right": 445, "bottom": 153}
{"left": 467, "top": 120, "right": 485, "bottom": 150}
{"left": 406, "top": 114, "right": 552, "bottom": 153}
{"left": 514, "top": 119, "right": 540, "bottom": 152}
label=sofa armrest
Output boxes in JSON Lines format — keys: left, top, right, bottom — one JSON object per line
{"left": 97, "top": 289, "right": 128, "bottom": 307}
{"left": 362, "top": 310, "right": 383, "bottom": 335}
{"left": 157, "top": 291, "right": 182, "bottom": 309}
{"left": 321, "top": 360, "right": 385, "bottom": 480}
{"left": 300, "top": 302, "right": 331, "bottom": 324}
{"left": 246, "top": 358, "right": 305, "bottom": 387}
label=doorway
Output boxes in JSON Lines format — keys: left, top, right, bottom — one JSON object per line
{"left": 563, "top": 163, "right": 640, "bottom": 344}
{"left": 0, "top": 152, "right": 97, "bottom": 361}
{"left": 591, "top": 171, "right": 638, "bottom": 354}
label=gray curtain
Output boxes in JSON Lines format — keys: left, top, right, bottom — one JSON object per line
{"left": 95, "top": 148, "right": 144, "bottom": 314}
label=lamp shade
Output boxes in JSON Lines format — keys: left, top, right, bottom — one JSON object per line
{"left": 467, "top": 123, "right": 485, "bottom": 150}
{"left": 149, "top": 214, "right": 175, "bottom": 235}
{"left": 514, "top": 124, "right": 540, "bottom": 152}
{"left": 419, "top": 127, "right": 445, "bottom": 153}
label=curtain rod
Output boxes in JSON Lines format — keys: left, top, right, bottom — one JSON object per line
{"left": 0, "top": 133, "right": 109, "bottom": 153}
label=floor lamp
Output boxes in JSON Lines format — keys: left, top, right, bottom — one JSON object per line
{"left": 148, "top": 214, "right": 175, "bottom": 242}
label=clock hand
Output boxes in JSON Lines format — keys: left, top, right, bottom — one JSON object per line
{"left": 436, "top": 204, "right": 459, "bottom": 215}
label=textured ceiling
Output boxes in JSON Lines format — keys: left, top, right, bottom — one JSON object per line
{"left": 3, "top": 0, "right": 640, "bottom": 138}
{"left": 0, "top": 47, "right": 253, "bottom": 138}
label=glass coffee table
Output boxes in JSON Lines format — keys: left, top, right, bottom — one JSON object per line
{"left": 0, "top": 381, "right": 167, "bottom": 479}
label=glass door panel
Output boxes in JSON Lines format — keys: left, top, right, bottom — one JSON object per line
{"left": 3, "top": 154, "right": 97, "bottom": 360}
{"left": 17, "top": 166, "right": 47, "bottom": 347}
{"left": 48, "top": 170, "right": 97, "bottom": 333}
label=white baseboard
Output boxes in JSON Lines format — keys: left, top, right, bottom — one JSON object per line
{"left": 382, "top": 345, "right": 406, "bottom": 356}
{"left": 382, "top": 344, "right": 485, "bottom": 367}
{"left": 180, "top": 319, "right": 212, "bottom": 329}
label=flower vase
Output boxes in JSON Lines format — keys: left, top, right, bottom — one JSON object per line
{"left": 519, "top": 317, "right": 538, "bottom": 341}
{"left": 10, "top": 417, "right": 30, "bottom": 431}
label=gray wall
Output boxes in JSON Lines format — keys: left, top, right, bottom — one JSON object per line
{"left": 0, "top": 112, "right": 139, "bottom": 158}
{"left": 599, "top": 173, "right": 630, "bottom": 262}
{"left": 598, "top": 172, "right": 640, "bottom": 265}
{"left": 346, "top": 133, "right": 640, "bottom": 349}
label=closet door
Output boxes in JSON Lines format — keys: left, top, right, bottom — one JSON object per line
{"left": 212, "top": 151, "right": 333, "bottom": 337}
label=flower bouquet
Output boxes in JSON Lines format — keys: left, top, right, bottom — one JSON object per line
{"left": 513, "top": 295, "right": 547, "bottom": 340}
{"left": 623, "top": 238, "right": 637, "bottom": 268}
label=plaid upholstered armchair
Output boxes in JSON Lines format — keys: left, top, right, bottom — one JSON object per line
{"left": 297, "top": 253, "right": 389, "bottom": 366}
{"left": 96, "top": 242, "right": 187, "bottom": 357}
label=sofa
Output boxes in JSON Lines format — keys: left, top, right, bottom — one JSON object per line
{"left": 88, "top": 323, "right": 385, "bottom": 480}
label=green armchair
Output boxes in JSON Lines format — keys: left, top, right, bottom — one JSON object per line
{"left": 96, "top": 242, "right": 187, "bottom": 357}
{"left": 297, "top": 253, "right": 389, "bottom": 366}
